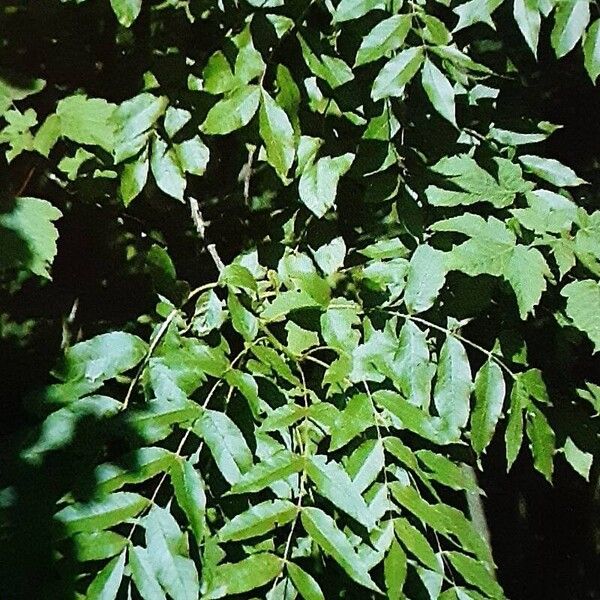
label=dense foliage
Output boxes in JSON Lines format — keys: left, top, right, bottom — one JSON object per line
{"left": 1, "top": 0, "right": 599, "bottom": 598}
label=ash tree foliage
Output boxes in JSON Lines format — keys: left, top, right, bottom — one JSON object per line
{"left": 1, "top": 0, "right": 600, "bottom": 598}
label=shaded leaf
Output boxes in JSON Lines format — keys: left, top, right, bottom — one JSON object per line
{"left": 300, "top": 507, "right": 380, "bottom": 592}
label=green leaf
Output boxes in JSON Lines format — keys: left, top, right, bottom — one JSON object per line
{"left": 471, "top": 360, "right": 505, "bottom": 454}
{"left": 56, "top": 331, "right": 147, "bottom": 389}
{"left": 376, "top": 391, "right": 458, "bottom": 445}
{"left": 233, "top": 26, "right": 266, "bottom": 84}
{"left": 307, "top": 455, "right": 376, "bottom": 530}
{"left": 0, "top": 197, "right": 62, "bottom": 278}
{"left": 395, "top": 320, "right": 434, "bottom": 409}
{"left": 355, "top": 15, "right": 412, "bottom": 65}
{"left": 33, "top": 113, "right": 61, "bottom": 156}
{"left": 453, "top": 0, "right": 503, "bottom": 31}
{"left": 584, "top": 19, "right": 600, "bottom": 82}
{"left": 259, "top": 90, "right": 295, "bottom": 178}
{"left": 120, "top": 151, "right": 149, "bottom": 206}
{"left": 526, "top": 405, "right": 555, "bottom": 481}
{"left": 151, "top": 136, "right": 185, "bottom": 201}
{"left": 372, "top": 47, "right": 424, "bottom": 101}
{"left": 519, "top": 154, "right": 586, "bottom": 187}
{"left": 219, "top": 263, "right": 258, "bottom": 293}
{"left": 129, "top": 546, "right": 167, "bottom": 600}
{"left": 286, "top": 322, "right": 320, "bottom": 355}
{"left": 434, "top": 336, "right": 472, "bottom": 430}
{"left": 390, "top": 484, "right": 493, "bottom": 565}
{"left": 144, "top": 506, "right": 199, "bottom": 600}
{"left": 511, "top": 189, "right": 577, "bottom": 234}
{"left": 276, "top": 64, "right": 301, "bottom": 132}
{"left": 329, "top": 393, "right": 374, "bottom": 451}
{"left": 333, "top": 0, "right": 386, "bottom": 22}
{"left": 346, "top": 439, "right": 385, "bottom": 493}
{"left": 300, "top": 507, "right": 380, "bottom": 592}
{"left": 203, "top": 51, "right": 238, "bottom": 95}
{"left": 286, "top": 563, "right": 325, "bottom": 600}
{"left": 218, "top": 499, "right": 297, "bottom": 542}
{"left": 175, "top": 136, "right": 210, "bottom": 176}
{"left": 205, "top": 554, "right": 283, "bottom": 599}
{"left": 228, "top": 292, "right": 258, "bottom": 341}
{"left": 124, "top": 398, "right": 200, "bottom": 444}
{"left": 421, "top": 58, "right": 456, "bottom": 125}
{"left": 434, "top": 214, "right": 513, "bottom": 275}
{"left": 171, "top": 459, "right": 206, "bottom": 541}
{"left": 86, "top": 551, "right": 126, "bottom": 600}
{"left": 415, "top": 450, "right": 481, "bottom": 493}
{"left": 561, "top": 280, "right": 600, "bottom": 351}
{"left": 298, "top": 36, "right": 355, "bottom": 89}
{"left": 23, "top": 396, "right": 121, "bottom": 462}
{"left": 110, "top": 0, "right": 142, "bottom": 27}
{"left": 56, "top": 95, "right": 116, "bottom": 152}
{"left": 194, "top": 409, "right": 253, "bottom": 484}
{"left": 252, "top": 345, "right": 300, "bottom": 385}
{"left": 321, "top": 299, "right": 361, "bottom": 354}
{"left": 201, "top": 85, "right": 261, "bottom": 135}
{"left": 164, "top": 107, "right": 191, "bottom": 138}
{"left": 229, "top": 450, "right": 304, "bottom": 494}
{"left": 426, "top": 155, "right": 528, "bottom": 208}
{"left": 112, "top": 93, "right": 167, "bottom": 162}
{"left": 394, "top": 518, "right": 439, "bottom": 571}
{"left": 514, "top": 0, "right": 541, "bottom": 56}
{"left": 313, "top": 237, "right": 346, "bottom": 276}
{"left": 298, "top": 153, "right": 354, "bottom": 218}
{"left": 447, "top": 552, "right": 503, "bottom": 598}
{"left": 505, "top": 245, "right": 550, "bottom": 318}
{"left": 73, "top": 531, "right": 128, "bottom": 562}
{"left": 562, "top": 437, "right": 593, "bottom": 481}
{"left": 384, "top": 539, "right": 407, "bottom": 599}
{"left": 551, "top": 0, "right": 590, "bottom": 58}
{"left": 262, "top": 290, "right": 319, "bottom": 322}
{"left": 55, "top": 492, "right": 149, "bottom": 535}
{"left": 403, "top": 245, "right": 447, "bottom": 314}
{"left": 505, "top": 379, "right": 526, "bottom": 470}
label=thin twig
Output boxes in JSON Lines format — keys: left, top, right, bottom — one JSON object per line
{"left": 122, "top": 309, "right": 178, "bottom": 410}
{"left": 121, "top": 282, "right": 218, "bottom": 410}
{"left": 270, "top": 365, "right": 310, "bottom": 591}
{"left": 16, "top": 167, "right": 35, "bottom": 197}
